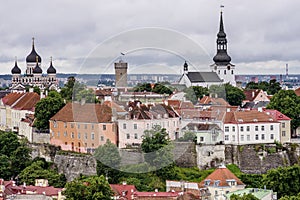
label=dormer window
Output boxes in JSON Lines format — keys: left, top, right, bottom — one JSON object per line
{"left": 204, "top": 180, "right": 211, "bottom": 186}
{"left": 214, "top": 180, "right": 220, "bottom": 187}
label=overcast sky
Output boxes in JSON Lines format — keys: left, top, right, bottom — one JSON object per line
{"left": 1, "top": 0, "right": 299, "bottom": 75}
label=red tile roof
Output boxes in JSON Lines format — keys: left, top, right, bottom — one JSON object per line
{"left": 110, "top": 184, "right": 137, "bottom": 200}
{"left": 134, "top": 191, "right": 181, "bottom": 197}
{"left": 50, "top": 102, "right": 112, "bottom": 123}
{"left": 24, "top": 185, "right": 62, "bottom": 196}
{"left": 199, "top": 96, "right": 229, "bottom": 106}
{"left": 224, "top": 110, "right": 277, "bottom": 124}
{"left": 12, "top": 92, "right": 40, "bottom": 111}
{"left": 199, "top": 166, "right": 244, "bottom": 188}
{"left": 263, "top": 109, "right": 291, "bottom": 121}
{"left": 2, "top": 92, "right": 24, "bottom": 106}
{"left": 103, "top": 101, "right": 126, "bottom": 112}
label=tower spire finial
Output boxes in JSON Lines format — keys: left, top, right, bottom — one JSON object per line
{"left": 32, "top": 37, "right": 35, "bottom": 47}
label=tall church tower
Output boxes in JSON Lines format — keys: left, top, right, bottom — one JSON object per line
{"left": 210, "top": 10, "right": 236, "bottom": 86}
{"left": 114, "top": 59, "right": 128, "bottom": 88}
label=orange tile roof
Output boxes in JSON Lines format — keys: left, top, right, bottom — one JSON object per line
{"left": 2, "top": 92, "right": 24, "bottom": 106}
{"left": 103, "top": 101, "right": 126, "bottom": 112}
{"left": 263, "top": 109, "right": 291, "bottom": 121}
{"left": 110, "top": 184, "right": 137, "bottom": 200}
{"left": 50, "top": 102, "right": 112, "bottom": 123}
{"left": 12, "top": 92, "right": 40, "bottom": 111}
{"left": 199, "top": 166, "right": 244, "bottom": 187}
{"left": 224, "top": 110, "right": 277, "bottom": 124}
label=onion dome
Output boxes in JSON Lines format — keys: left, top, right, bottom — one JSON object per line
{"left": 47, "top": 57, "right": 56, "bottom": 74}
{"left": 11, "top": 57, "right": 21, "bottom": 74}
{"left": 33, "top": 56, "right": 43, "bottom": 74}
{"left": 26, "top": 37, "right": 42, "bottom": 63}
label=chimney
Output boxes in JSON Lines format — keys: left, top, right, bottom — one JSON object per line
{"left": 29, "top": 88, "right": 34, "bottom": 93}
{"left": 252, "top": 91, "right": 255, "bottom": 98}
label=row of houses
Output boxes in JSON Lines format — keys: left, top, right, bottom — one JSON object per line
{"left": 0, "top": 89, "right": 293, "bottom": 153}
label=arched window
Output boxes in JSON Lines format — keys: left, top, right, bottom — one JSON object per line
{"left": 224, "top": 70, "right": 226, "bottom": 75}
{"left": 231, "top": 70, "right": 234, "bottom": 74}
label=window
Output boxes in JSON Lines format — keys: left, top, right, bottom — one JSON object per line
{"left": 103, "top": 125, "right": 106, "bottom": 131}
{"left": 85, "top": 124, "right": 87, "bottom": 129}
{"left": 282, "top": 131, "right": 286, "bottom": 137}
{"left": 261, "top": 126, "right": 265, "bottom": 131}
{"left": 71, "top": 123, "right": 74, "bottom": 128}
{"left": 225, "top": 126, "right": 229, "bottom": 132}
{"left": 85, "top": 133, "right": 88, "bottom": 140}
{"left": 270, "top": 125, "right": 274, "bottom": 131}
{"left": 100, "top": 136, "right": 104, "bottom": 141}
{"left": 240, "top": 126, "right": 244, "bottom": 132}
{"left": 71, "top": 132, "right": 74, "bottom": 139}
{"left": 255, "top": 134, "right": 259, "bottom": 140}
{"left": 126, "top": 134, "right": 130, "bottom": 139}
{"left": 241, "top": 135, "right": 244, "bottom": 141}
{"left": 78, "top": 133, "right": 81, "bottom": 139}
{"left": 91, "top": 124, "right": 94, "bottom": 130}
{"left": 225, "top": 135, "right": 229, "bottom": 141}
{"left": 224, "top": 70, "right": 226, "bottom": 74}
{"left": 282, "top": 122, "right": 286, "bottom": 128}
{"left": 147, "top": 123, "right": 150, "bottom": 129}
{"left": 78, "top": 124, "right": 80, "bottom": 129}
{"left": 57, "top": 132, "right": 60, "bottom": 138}
{"left": 64, "top": 122, "right": 67, "bottom": 128}
{"left": 200, "top": 137, "right": 204, "bottom": 142}
{"left": 204, "top": 180, "right": 210, "bottom": 186}
{"left": 270, "top": 134, "right": 274, "bottom": 140}
{"left": 247, "top": 135, "right": 250, "bottom": 141}
{"left": 123, "top": 123, "right": 127, "bottom": 129}
{"left": 255, "top": 126, "right": 258, "bottom": 131}
{"left": 231, "top": 70, "right": 234, "bottom": 74}
{"left": 91, "top": 132, "right": 95, "bottom": 140}
{"left": 232, "top": 135, "right": 235, "bottom": 141}
{"left": 134, "top": 124, "right": 137, "bottom": 129}
{"left": 246, "top": 126, "right": 250, "bottom": 132}
{"left": 53, "top": 121, "right": 57, "bottom": 128}
{"left": 64, "top": 131, "right": 67, "bottom": 137}
{"left": 232, "top": 126, "right": 235, "bottom": 132}
{"left": 134, "top": 133, "right": 138, "bottom": 139}
{"left": 261, "top": 134, "right": 265, "bottom": 140}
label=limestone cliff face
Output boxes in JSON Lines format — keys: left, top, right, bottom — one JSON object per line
{"left": 54, "top": 154, "right": 97, "bottom": 181}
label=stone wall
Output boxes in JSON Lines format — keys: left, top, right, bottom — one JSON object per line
{"left": 30, "top": 143, "right": 60, "bottom": 162}
{"left": 196, "top": 144, "right": 225, "bottom": 169}
{"left": 54, "top": 153, "right": 97, "bottom": 181}
{"left": 32, "top": 132, "right": 50, "bottom": 144}
{"left": 173, "top": 142, "right": 197, "bottom": 167}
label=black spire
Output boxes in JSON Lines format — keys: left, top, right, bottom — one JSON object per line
{"left": 183, "top": 61, "right": 188, "bottom": 72}
{"left": 213, "top": 11, "right": 231, "bottom": 66}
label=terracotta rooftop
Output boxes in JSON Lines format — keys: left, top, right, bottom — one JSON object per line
{"left": 50, "top": 102, "right": 112, "bottom": 123}
{"left": 134, "top": 191, "right": 181, "bottom": 197}
{"left": 263, "top": 109, "right": 291, "bottom": 121}
{"left": 103, "top": 100, "right": 126, "bottom": 113}
{"left": 12, "top": 92, "right": 40, "bottom": 111}
{"left": 2, "top": 92, "right": 24, "bottom": 106}
{"left": 199, "top": 166, "right": 244, "bottom": 188}
{"left": 224, "top": 110, "right": 277, "bottom": 124}
{"left": 199, "top": 96, "right": 229, "bottom": 106}
{"left": 22, "top": 185, "right": 62, "bottom": 196}
{"left": 110, "top": 184, "right": 137, "bottom": 200}
{"left": 243, "top": 89, "right": 263, "bottom": 101}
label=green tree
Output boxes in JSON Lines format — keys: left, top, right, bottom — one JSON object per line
{"left": 94, "top": 140, "right": 121, "bottom": 183}
{"left": 209, "top": 84, "right": 245, "bottom": 106}
{"left": 230, "top": 193, "right": 259, "bottom": 200}
{"left": 63, "top": 175, "right": 113, "bottom": 200}
{"left": 245, "top": 80, "right": 281, "bottom": 95}
{"left": 267, "top": 79, "right": 281, "bottom": 95}
{"left": 178, "top": 131, "right": 196, "bottom": 142}
{"left": 267, "top": 90, "right": 300, "bottom": 133}
{"left": 34, "top": 91, "right": 65, "bottom": 130}
{"left": 60, "top": 76, "right": 76, "bottom": 101}
{"left": 152, "top": 83, "right": 174, "bottom": 95}
{"left": 184, "top": 86, "right": 209, "bottom": 104}
{"left": 19, "top": 160, "right": 66, "bottom": 188}
{"left": 280, "top": 193, "right": 300, "bottom": 200}
{"left": 0, "top": 131, "right": 31, "bottom": 179}
{"left": 262, "top": 165, "right": 300, "bottom": 198}
{"left": 133, "top": 83, "right": 152, "bottom": 92}
{"left": 75, "top": 88, "right": 99, "bottom": 103}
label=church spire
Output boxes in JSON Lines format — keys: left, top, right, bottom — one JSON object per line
{"left": 213, "top": 9, "right": 231, "bottom": 66}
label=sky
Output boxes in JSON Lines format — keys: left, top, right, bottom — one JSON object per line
{"left": 1, "top": 0, "right": 299, "bottom": 75}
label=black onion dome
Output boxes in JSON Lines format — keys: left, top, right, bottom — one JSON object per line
{"left": 213, "top": 52, "right": 231, "bottom": 64}
{"left": 11, "top": 60, "right": 21, "bottom": 74}
{"left": 47, "top": 59, "right": 56, "bottom": 74}
{"left": 26, "top": 38, "right": 42, "bottom": 63}
{"left": 33, "top": 62, "right": 43, "bottom": 74}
